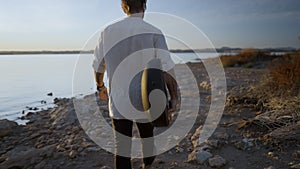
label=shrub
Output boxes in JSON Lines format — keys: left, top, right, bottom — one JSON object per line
{"left": 220, "top": 48, "right": 271, "bottom": 67}
{"left": 267, "top": 52, "right": 300, "bottom": 96}
{"left": 219, "top": 55, "right": 236, "bottom": 67}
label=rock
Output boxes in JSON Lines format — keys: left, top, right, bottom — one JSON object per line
{"left": 29, "top": 133, "right": 41, "bottom": 140}
{"left": 214, "top": 132, "right": 229, "bottom": 140}
{"left": 0, "top": 145, "right": 55, "bottom": 169}
{"left": 52, "top": 152, "right": 64, "bottom": 160}
{"left": 35, "top": 162, "right": 53, "bottom": 169}
{"left": 291, "top": 163, "right": 300, "bottom": 169}
{"left": 0, "top": 156, "right": 7, "bottom": 163}
{"left": 30, "top": 156, "right": 43, "bottom": 165}
{"left": 247, "top": 142, "right": 254, "bottom": 147}
{"left": 187, "top": 150, "right": 213, "bottom": 164}
{"left": 43, "top": 164, "right": 54, "bottom": 169}
{"left": 86, "top": 146, "right": 101, "bottom": 152}
{"left": 201, "top": 144, "right": 213, "bottom": 151}
{"left": 5, "top": 146, "right": 14, "bottom": 152}
{"left": 157, "top": 159, "right": 165, "bottom": 164}
{"left": 293, "top": 150, "right": 300, "bottom": 158}
{"left": 205, "top": 95, "right": 211, "bottom": 102}
{"left": 100, "top": 166, "right": 112, "bottom": 169}
{"left": 25, "top": 112, "right": 35, "bottom": 118}
{"left": 170, "top": 161, "right": 178, "bottom": 167}
{"left": 206, "top": 140, "right": 219, "bottom": 148}
{"left": 208, "top": 155, "right": 227, "bottom": 168}
{"left": 34, "top": 161, "right": 46, "bottom": 169}
{"left": 80, "top": 141, "right": 94, "bottom": 148}
{"left": 175, "top": 146, "right": 184, "bottom": 153}
{"left": 242, "top": 138, "right": 254, "bottom": 147}
{"left": 53, "top": 97, "right": 59, "bottom": 103}
{"left": 264, "top": 166, "right": 276, "bottom": 169}
{"left": 27, "top": 107, "right": 38, "bottom": 111}
{"left": 77, "top": 147, "right": 84, "bottom": 152}
{"left": 47, "top": 92, "right": 53, "bottom": 96}
{"left": 267, "top": 152, "right": 274, "bottom": 157}
{"left": 234, "top": 141, "right": 244, "bottom": 150}
{"left": 38, "top": 129, "right": 52, "bottom": 135}
{"left": 0, "top": 119, "right": 18, "bottom": 137}
{"left": 69, "top": 150, "right": 77, "bottom": 159}
{"left": 187, "top": 146, "right": 193, "bottom": 152}
{"left": 234, "top": 139, "right": 254, "bottom": 150}
{"left": 65, "top": 144, "right": 71, "bottom": 150}
{"left": 79, "top": 151, "right": 87, "bottom": 157}
{"left": 36, "top": 144, "right": 45, "bottom": 149}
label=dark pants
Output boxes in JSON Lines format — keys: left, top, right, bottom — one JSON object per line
{"left": 112, "top": 119, "right": 156, "bottom": 169}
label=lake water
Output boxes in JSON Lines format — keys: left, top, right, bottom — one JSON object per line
{"left": 0, "top": 52, "right": 224, "bottom": 124}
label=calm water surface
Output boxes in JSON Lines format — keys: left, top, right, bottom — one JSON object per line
{"left": 0, "top": 53, "right": 224, "bottom": 124}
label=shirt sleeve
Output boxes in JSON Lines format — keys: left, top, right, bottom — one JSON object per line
{"left": 154, "top": 33, "right": 175, "bottom": 72}
{"left": 92, "top": 32, "right": 106, "bottom": 73}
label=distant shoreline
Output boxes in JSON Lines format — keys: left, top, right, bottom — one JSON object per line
{"left": 0, "top": 48, "right": 298, "bottom": 55}
{"left": 0, "top": 50, "right": 94, "bottom": 55}
{"left": 0, "top": 49, "right": 219, "bottom": 55}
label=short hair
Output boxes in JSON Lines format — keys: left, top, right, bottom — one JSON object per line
{"left": 121, "top": 0, "right": 147, "bottom": 15}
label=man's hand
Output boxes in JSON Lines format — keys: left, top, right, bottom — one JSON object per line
{"left": 94, "top": 71, "right": 108, "bottom": 101}
{"left": 164, "top": 69, "right": 178, "bottom": 113}
{"left": 98, "top": 87, "right": 108, "bottom": 101}
{"left": 168, "top": 98, "right": 178, "bottom": 113}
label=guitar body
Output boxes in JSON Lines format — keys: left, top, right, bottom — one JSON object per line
{"left": 141, "top": 58, "right": 170, "bottom": 127}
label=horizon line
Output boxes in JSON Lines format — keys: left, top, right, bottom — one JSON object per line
{"left": 0, "top": 47, "right": 299, "bottom": 55}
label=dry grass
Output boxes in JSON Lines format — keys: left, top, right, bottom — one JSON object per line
{"left": 229, "top": 52, "right": 300, "bottom": 142}
{"left": 254, "top": 97, "right": 300, "bottom": 129}
{"left": 220, "top": 48, "right": 271, "bottom": 67}
{"left": 267, "top": 53, "right": 300, "bottom": 96}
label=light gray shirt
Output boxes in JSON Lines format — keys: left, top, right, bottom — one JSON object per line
{"left": 93, "top": 16, "right": 175, "bottom": 120}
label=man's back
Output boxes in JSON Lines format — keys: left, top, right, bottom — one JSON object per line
{"left": 100, "top": 16, "right": 163, "bottom": 84}
{"left": 93, "top": 16, "right": 174, "bottom": 120}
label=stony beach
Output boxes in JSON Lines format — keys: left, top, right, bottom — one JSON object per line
{"left": 0, "top": 61, "right": 299, "bottom": 169}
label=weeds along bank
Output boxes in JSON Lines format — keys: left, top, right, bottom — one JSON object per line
{"left": 225, "top": 50, "right": 300, "bottom": 144}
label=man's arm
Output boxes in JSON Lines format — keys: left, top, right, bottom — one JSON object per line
{"left": 94, "top": 71, "right": 105, "bottom": 88}
{"left": 93, "top": 30, "right": 108, "bottom": 101}
{"left": 164, "top": 68, "right": 178, "bottom": 112}
{"left": 94, "top": 71, "right": 108, "bottom": 101}
{"left": 154, "top": 32, "right": 178, "bottom": 110}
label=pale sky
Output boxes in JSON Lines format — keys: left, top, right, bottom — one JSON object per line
{"left": 0, "top": 0, "right": 300, "bottom": 51}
